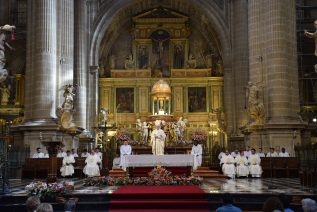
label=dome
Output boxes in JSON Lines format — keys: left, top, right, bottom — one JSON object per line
{"left": 151, "top": 80, "right": 171, "bottom": 99}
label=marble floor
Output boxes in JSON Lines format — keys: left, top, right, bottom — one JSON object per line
{"left": 4, "top": 177, "right": 315, "bottom": 196}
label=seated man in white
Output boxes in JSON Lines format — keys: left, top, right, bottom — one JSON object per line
{"left": 60, "top": 150, "right": 75, "bottom": 177}
{"left": 279, "top": 147, "right": 290, "bottom": 157}
{"left": 266, "top": 147, "right": 278, "bottom": 157}
{"left": 220, "top": 150, "right": 236, "bottom": 178}
{"left": 71, "top": 149, "right": 78, "bottom": 157}
{"left": 257, "top": 148, "right": 266, "bottom": 157}
{"left": 235, "top": 150, "right": 249, "bottom": 178}
{"left": 81, "top": 149, "right": 90, "bottom": 157}
{"left": 83, "top": 150, "right": 101, "bottom": 177}
{"left": 248, "top": 148, "right": 262, "bottom": 178}
{"left": 57, "top": 148, "right": 67, "bottom": 158}
{"left": 32, "top": 147, "right": 45, "bottom": 158}
{"left": 119, "top": 140, "right": 132, "bottom": 171}
{"left": 191, "top": 140, "right": 202, "bottom": 170}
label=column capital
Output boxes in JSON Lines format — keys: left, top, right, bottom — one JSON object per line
{"left": 89, "top": 65, "right": 98, "bottom": 75}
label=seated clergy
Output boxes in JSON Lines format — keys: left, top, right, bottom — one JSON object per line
{"left": 60, "top": 150, "right": 75, "bottom": 177}
{"left": 257, "top": 148, "right": 266, "bottom": 157}
{"left": 57, "top": 148, "right": 67, "bottom": 158}
{"left": 83, "top": 150, "right": 101, "bottom": 177}
{"left": 81, "top": 149, "right": 90, "bottom": 158}
{"left": 71, "top": 149, "right": 78, "bottom": 157}
{"left": 278, "top": 147, "right": 290, "bottom": 157}
{"left": 248, "top": 148, "right": 262, "bottom": 178}
{"left": 231, "top": 149, "right": 240, "bottom": 158}
{"left": 220, "top": 150, "right": 236, "bottom": 178}
{"left": 32, "top": 148, "right": 45, "bottom": 158}
{"left": 119, "top": 140, "right": 132, "bottom": 170}
{"left": 266, "top": 147, "right": 278, "bottom": 157}
{"left": 191, "top": 140, "right": 202, "bottom": 170}
{"left": 235, "top": 151, "right": 249, "bottom": 178}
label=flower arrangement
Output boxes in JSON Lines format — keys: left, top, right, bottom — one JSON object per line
{"left": 114, "top": 129, "right": 133, "bottom": 144}
{"left": 83, "top": 166, "right": 202, "bottom": 186}
{"left": 191, "top": 128, "right": 207, "bottom": 142}
{"left": 25, "top": 181, "right": 72, "bottom": 201}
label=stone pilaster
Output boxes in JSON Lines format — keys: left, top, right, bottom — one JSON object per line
{"left": 74, "top": 0, "right": 88, "bottom": 129}
{"left": 87, "top": 66, "right": 98, "bottom": 131}
{"left": 25, "top": 0, "right": 57, "bottom": 121}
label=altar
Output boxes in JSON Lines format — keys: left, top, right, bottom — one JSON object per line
{"left": 121, "top": 154, "right": 194, "bottom": 171}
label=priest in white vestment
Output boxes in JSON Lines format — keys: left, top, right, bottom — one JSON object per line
{"left": 32, "top": 148, "right": 45, "bottom": 158}
{"left": 57, "top": 149, "right": 67, "bottom": 158}
{"left": 151, "top": 120, "right": 166, "bottom": 155}
{"left": 220, "top": 150, "right": 236, "bottom": 178}
{"left": 248, "top": 148, "right": 262, "bottom": 178}
{"left": 257, "top": 148, "right": 266, "bottom": 157}
{"left": 60, "top": 151, "right": 75, "bottom": 177}
{"left": 266, "top": 147, "right": 278, "bottom": 157}
{"left": 83, "top": 150, "right": 101, "bottom": 177}
{"left": 191, "top": 140, "right": 202, "bottom": 170}
{"left": 120, "top": 140, "right": 132, "bottom": 170}
{"left": 235, "top": 151, "right": 249, "bottom": 177}
{"left": 278, "top": 147, "right": 290, "bottom": 157}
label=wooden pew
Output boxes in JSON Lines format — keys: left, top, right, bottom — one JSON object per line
{"left": 260, "top": 157, "right": 299, "bottom": 178}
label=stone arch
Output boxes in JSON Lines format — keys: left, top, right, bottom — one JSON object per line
{"left": 89, "top": 0, "right": 232, "bottom": 69}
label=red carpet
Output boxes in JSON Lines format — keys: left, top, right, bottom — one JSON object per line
{"left": 110, "top": 185, "right": 209, "bottom": 211}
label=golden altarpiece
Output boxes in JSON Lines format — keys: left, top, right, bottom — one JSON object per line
{"left": 98, "top": 8, "right": 225, "bottom": 162}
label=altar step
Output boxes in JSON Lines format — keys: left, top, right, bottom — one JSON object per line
{"left": 109, "top": 168, "right": 126, "bottom": 178}
{"left": 193, "top": 167, "right": 225, "bottom": 178}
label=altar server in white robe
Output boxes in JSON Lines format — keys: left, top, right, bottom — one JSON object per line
{"left": 120, "top": 140, "right": 132, "bottom": 170}
{"left": 81, "top": 149, "right": 90, "bottom": 158}
{"left": 32, "top": 147, "right": 45, "bottom": 158}
{"left": 95, "top": 147, "right": 103, "bottom": 169}
{"left": 83, "top": 150, "right": 101, "bottom": 177}
{"left": 57, "top": 148, "right": 67, "bottom": 158}
{"left": 266, "top": 147, "right": 278, "bottom": 157}
{"left": 191, "top": 140, "right": 202, "bottom": 170}
{"left": 220, "top": 150, "right": 236, "bottom": 178}
{"left": 151, "top": 120, "right": 166, "bottom": 155}
{"left": 248, "top": 148, "right": 262, "bottom": 178}
{"left": 235, "top": 151, "right": 249, "bottom": 177}
{"left": 60, "top": 150, "right": 75, "bottom": 177}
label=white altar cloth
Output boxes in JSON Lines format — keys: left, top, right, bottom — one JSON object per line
{"left": 121, "top": 154, "right": 194, "bottom": 171}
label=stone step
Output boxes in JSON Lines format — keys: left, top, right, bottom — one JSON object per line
{"left": 197, "top": 166, "right": 210, "bottom": 170}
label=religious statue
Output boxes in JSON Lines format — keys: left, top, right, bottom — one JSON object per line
{"left": 56, "top": 84, "right": 77, "bottom": 131}
{"left": 304, "top": 20, "right": 317, "bottom": 72}
{"left": 109, "top": 54, "right": 116, "bottom": 69}
{"left": 100, "top": 108, "right": 107, "bottom": 126}
{"left": 136, "top": 119, "right": 142, "bottom": 140}
{"left": 245, "top": 81, "right": 264, "bottom": 125}
{"left": 173, "top": 44, "right": 184, "bottom": 69}
{"left": 177, "top": 117, "right": 187, "bottom": 141}
{"left": 172, "top": 122, "right": 180, "bottom": 142}
{"left": 186, "top": 54, "right": 197, "bottom": 69}
{"left": 0, "top": 84, "right": 10, "bottom": 105}
{"left": 138, "top": 46, "right": 148, "bottom": 69}
{"left": 142, "top": 121, "right": 149, "bottom": 143}
{"left": 98, "top": 64, "right": 105, "bottom": 77}
{"left": 0, "top": 25, "right": 15, "bottom": 83}
{"left": 124, "top": 53, "right": 134, "bottom": 69}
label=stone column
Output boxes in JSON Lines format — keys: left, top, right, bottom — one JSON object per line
{"left": 56, "top": 0, "right": 74, "bottom": 106}
{"left": 25, "top": 0, "right": 57, "bottom": 121}
{"left": 232, "top": 0, "right": 249, "bottom": 133}
{"left": 74, "top": 0, "right": 88, "bottom": 129}
{"left": 88, "top": 66, "right": 98, "bottom": 131}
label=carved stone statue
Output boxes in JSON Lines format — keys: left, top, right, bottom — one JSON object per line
{"left": 186, "top": 54, "right": 197, "bottom": 69}
{"left": 0, "top": 25, "right": 15, "bottom": 83}
{"left": 177, "top": 117, "right": 187, "bottom": 140}
{"left": 56, "top": 85, "right": 76, "bottom": 131}
{"left": 246, "top": 81, "right": 264, "bottom": 125}
{"left": 124, "top": 53, "right": 134, "bottom": 69}
{"left": 109, "top": 54, "right": 116, "bottom": 69}
{"left": 100, "top": 108, "right": 107, "bottom": 126}
{"left": 136, "top": 118, "right": 142, "bottom": 140}
{"left": 142, "top": 121, "right": 149, "bottom": 143}
{"left": 304, "top": 20, "right": 317, "bottom": 71}
{"left": 98, "top": 64, "right": 105, "bottom": 77}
